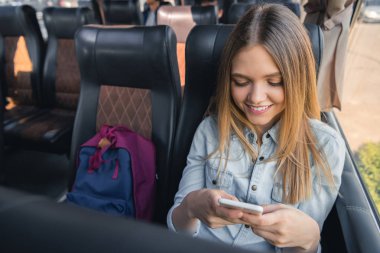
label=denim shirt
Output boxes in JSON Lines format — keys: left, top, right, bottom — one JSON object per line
{"left": 167, "top": 116, "right": 345, "bottom": 253}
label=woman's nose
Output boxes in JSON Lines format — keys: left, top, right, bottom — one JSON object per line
{"left": 248, "top": 83, "right": 267, "bottom": 104}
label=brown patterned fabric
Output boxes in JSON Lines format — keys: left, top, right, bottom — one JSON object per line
{"left": 56, "top": 39, "right": 81, "bottom": 110}
{"left": 97, "top": 86, "right": 152, "bottom": 140}
{"left": 4, "top": 36, "right": 34, "bottom": 105}
{"left": 177, "top": 42, "right": 186, "bottom": 90}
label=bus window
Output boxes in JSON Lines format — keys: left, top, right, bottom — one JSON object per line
{"left": 335, "top": 0, "right": 380, "bottom": 213}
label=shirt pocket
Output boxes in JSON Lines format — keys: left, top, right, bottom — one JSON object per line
{"left": 205, "top": 160, "right": 233, "bottom": 190}
{"left": 271, "top": 181, "right": 300, "bottom": 208}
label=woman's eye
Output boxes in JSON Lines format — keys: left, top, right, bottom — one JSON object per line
{"left": 268, "top": 81, "right": 283, "bottom": 86}
{"left": 233, "top": 79, "right": 250, "bottom": 87}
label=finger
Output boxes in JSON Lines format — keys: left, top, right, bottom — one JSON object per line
{"left": 241, "top": 212, "right": 278, "bottom": 227}
{"left": 252, "top": 228, "right": 288, "bottom": 248}
{"left": 217, "top": 191, "right": 240, "bottom": 201}
{"left": 212, "top": 191, "right": 238, "bottom": 209}
{"left": 250, "top": 224, "right": 278, "bottom": 233}
{"left": 262, "top": 203, "right": 287, "bottom": 214}
{"left": 217, "top": 206, "right": 243, "bottom": 218}
{"left": 215, "top": 206, "right": 244, "bottom": 226}
{"left": 202, "top": 216, "right": 236, "bottom": 228}
{"left": 252, "top": 228, "right": 277, "bottom": 244}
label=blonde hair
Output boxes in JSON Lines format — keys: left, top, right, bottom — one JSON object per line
{"left": 213, "top": 4, "right": 333, "bottom": 204}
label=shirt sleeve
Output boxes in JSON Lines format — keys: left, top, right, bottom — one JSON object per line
{"left": 166, "top": 117, "right": 217, "bottom": 234}
{"left": 298, "top": 126, "right": 346, "bottom": 230}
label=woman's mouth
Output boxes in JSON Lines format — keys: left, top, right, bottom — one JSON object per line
{"left": 246, "top": 104, "right": 273, "bottom": 115}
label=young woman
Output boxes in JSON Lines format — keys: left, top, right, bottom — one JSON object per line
{"left": 167, "top": 4, "right": 345, "bottom": 253}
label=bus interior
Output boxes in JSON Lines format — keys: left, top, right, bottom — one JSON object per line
{"left": 0, "top": 0, "right": 379, "bottom": 252}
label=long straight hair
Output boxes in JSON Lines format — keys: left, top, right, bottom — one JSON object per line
{"left": 213, "top": 4, "right": 334, "bottom": 204}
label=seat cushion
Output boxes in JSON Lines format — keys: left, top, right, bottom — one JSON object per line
{"left": 4, "top": 105, "right": 48, "bottom": 126}
{"left": 4, "top": 108, "right": 75, "bottom": 153}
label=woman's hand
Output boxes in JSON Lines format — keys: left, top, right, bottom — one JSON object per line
{"left": 172, "top": 189, "right": 244, "bottom": 231}
{"left": 241, "top": 204, "right": 320, "bottom": 252}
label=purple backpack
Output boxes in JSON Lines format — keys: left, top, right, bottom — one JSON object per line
{"left": 67, "top": 125, "right": 156, "bottom": 221}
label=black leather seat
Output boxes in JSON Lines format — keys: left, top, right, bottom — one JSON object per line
{"left": 168, "top": 24, "right": 234, "bottom": 204}
{"left": 0, "top": 83, "right": 3, "bottom": 183}
{"left": 304, "top": 23, "right": 323, "bottom": 75}
{"left": 102, "top": 0, "right": 142, "bottom": 25}
{"left": 43, "top": 7, "right": 97, "bottom": 110}
{"left": 227, "top": 1, "right": 301, "bottom": 24}
{"left": 218, "top": 0, "right": 237, "bottom": 24}
{"left": 157, "top": 5, "right": 218, "bottom": 88}
{"left": 3, "top": 7, "right": 96, "bottom": 154}
{"left": 226, "top": 3, "right": 252, "bottom": 24}
{"left": 70, "top": 25, "right": 181, "bottom": 224}
{"left": 0, "top": 5, "right": 46, "bottom": 136}
{"left": 168, "top": 23, "right": 324, "bottom": 213}
{"left": 77, "top": 0, "right": 106, "bottom": 24}
{"left": 0, "top": 186, "right": 251, "bottom": 253}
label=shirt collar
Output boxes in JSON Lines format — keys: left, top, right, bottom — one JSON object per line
{"left": 267, "top": 120, "right": 281, "bottom": 144}
{"left": 242, "top": 120, "right": 281, "bottom": 144}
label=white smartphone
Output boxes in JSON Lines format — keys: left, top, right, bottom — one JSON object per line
{"left": 218, "top": 198, "right": 263, "bottom": 214}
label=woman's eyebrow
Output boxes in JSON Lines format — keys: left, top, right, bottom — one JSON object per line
{"left": 231, "top": 72, "right": 282, "bottom": 78}
{"left": 264, "top": 72, "right": 282, "bottom": 78}
{"left": 231, "top": 73, "right": 249, "bottom": 78}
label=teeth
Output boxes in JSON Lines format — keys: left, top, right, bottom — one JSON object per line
{"left": 249, "top": 105, "right": 270, "bottom": 111}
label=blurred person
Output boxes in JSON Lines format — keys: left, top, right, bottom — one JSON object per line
{"left": 143, "top": 0, "right": 170, "bottom": 26}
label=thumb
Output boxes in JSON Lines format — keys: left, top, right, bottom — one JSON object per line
{"left": 218, "top": 191, "right": 239, "bottom": 201}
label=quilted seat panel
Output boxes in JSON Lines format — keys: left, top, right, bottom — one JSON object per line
{"left": 97, "top": 86, "right": 152, "bottom": 140}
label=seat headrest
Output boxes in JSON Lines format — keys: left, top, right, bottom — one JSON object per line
{"left": 186, "top": 25, "right": 234, "bottom": 85}
{"left": 283, "top": 2, "right": 301, "bottom": 18}
{"left": 157, "top": 6, "right": 217, "bottom": 42}
{"left": 304, "top": 23, "right": 323, "bottom": 74}
{"left": 227, "top": 3, "right": 251, "bottom": 24}
{"left": 75, "top": 25, "right": 180, "bottom": 91}
{"left": 187, "top": 24, "right": 323, "bottom": 77}
{"left": 0, "top": 5, "right": 38, "bottom": 36}
{"left": 228, "top": 1, "right": 301, "bottom": 24}
{"left": 103, "top": 0, "right": 142, "bottom": 25}
{"left": 190, "top": 6, "right": 218, "bottom": 24}
{"left": 43, "top": 7, "right": 97, "bottom": 39}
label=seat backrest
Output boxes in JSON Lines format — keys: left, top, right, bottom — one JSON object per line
{"left": 168, "top": 23, "right": 324, "bottom": 207}
{"left": 168, "top": 25, "right": 233, "bottom": 203}
{"left": 43, "top": 7, "right": 97, "bottom": 110}
{"left": 102, "top": 0, "right": 142, "bottom": 25}
{"left": 218, "top": 0, "right": 238, "bottom": 23}
{"left": 71, "top": 25, "right": 181, "bottom": 224}
{"left": 227, "top": 2, "right": 253, "bottom": 24}
{"left": 230, "top": 1, "right": 301, "bottom": 23}
{"left": 175, "top": 0, "right": 195, "bottom": 5}
{"left": 157, "top": 5, "right": 217, "bottom": 87}
{"left": 77, "top": 0, "right": 106, "bottom": 24}
{"left": 0, "top": 186, "right": 251, "bottom": 253}
{"left": 304, "top": 23, "right": 323, "bottom": 75}
{"left": 0, "top": 83, "right": 3, "bottom": 177}
{"left": 0, "top": 5, "right": 44, "bottom": 108}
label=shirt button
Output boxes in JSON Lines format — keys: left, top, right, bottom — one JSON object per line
{"left": 251, "top": 185, "right": 257, "bottom": 191}
{"left": 259, "top": 156, "right": 264, "bottom": 161}
{"left": 245, "top": 224, "right": 250, "bottom": 228}
{"left": 248, "top": 133, "right": 254, "bottom": 143}
{"left": 266, "top": 133, "right": 270, "bottom": 138}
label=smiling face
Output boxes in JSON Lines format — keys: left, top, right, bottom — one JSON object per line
{"left": 231, "top": 44, "right": 285, "bottom": 137}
